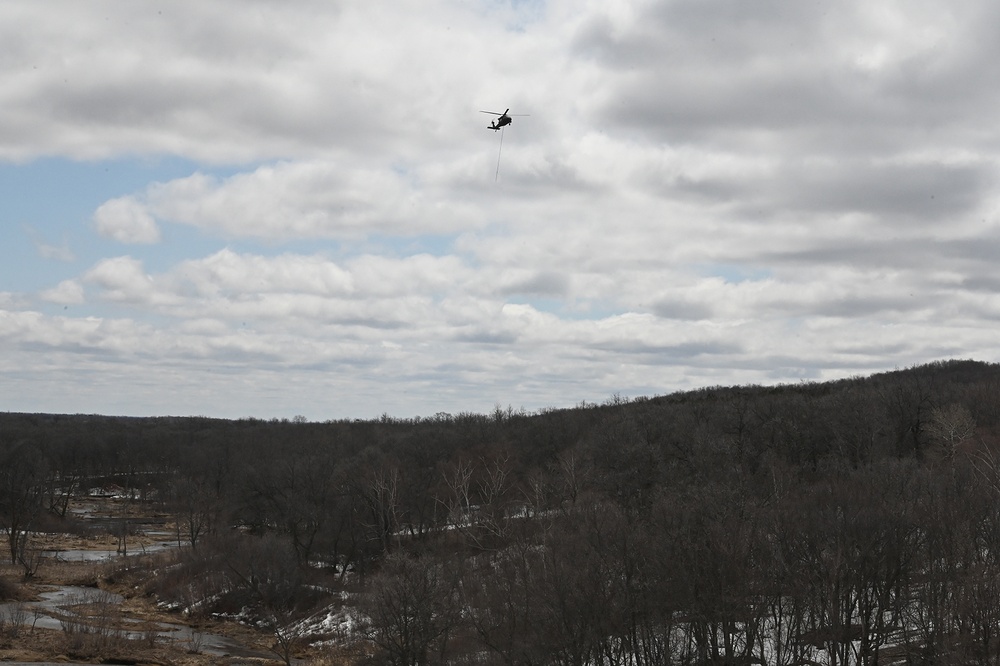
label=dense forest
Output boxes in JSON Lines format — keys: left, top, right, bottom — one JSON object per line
{"left": 5, "top": 359, "right": 1000, "bottom": 665}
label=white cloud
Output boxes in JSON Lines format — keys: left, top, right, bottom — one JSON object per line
{"left": 35, "top": 239, "right": 76, "bottom": 262}
{"left": 178, "top": 249, "right": 355, "bottom": 297}
{"left": 22, "top": 225, "right": 76, "bottom": 261}
{"left": 137, "top": 161, "right": 487, "bottom": 239}
{"left": 93, "top": 196, "right": 161, "bottom": 244}
{"left": 39, "top": 279, "right": 85, "bottom": 305}
{"left": 84, "top": 256, "right": 160, "bottom": 304}
{"left": 4, "top": 0, "right": 1000, "bottom": 418}
{"left": 0, "top": 1, "right": 515, "bottom": 162}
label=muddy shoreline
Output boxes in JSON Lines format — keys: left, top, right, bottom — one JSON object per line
{"left": 0, "top": 497, "right": 323, "bottom": 665}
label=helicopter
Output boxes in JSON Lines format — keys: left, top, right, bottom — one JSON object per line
{"left": 480, "top": 108, "right": 528, "bottom": 131}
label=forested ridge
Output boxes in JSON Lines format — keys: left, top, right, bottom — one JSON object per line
{"left": 5, "top": 358, "right": 1000, "bottom": 664}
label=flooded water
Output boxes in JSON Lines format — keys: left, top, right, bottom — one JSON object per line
{"left": 0, "top": 584, "right": 279, "bottom": 660}
{"left": 44, "top": 539, "right": 177, "bottom": 562}
{"left": 4, "top": 505, "right": 303, "bottom": 662}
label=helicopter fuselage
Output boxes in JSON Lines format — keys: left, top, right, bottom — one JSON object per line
{"left": 489, "top": 115, "right": 512, "bottom": 130}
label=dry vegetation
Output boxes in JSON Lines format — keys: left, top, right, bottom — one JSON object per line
{"left": 7, "top": 360, "right": 1000, "bottom": 665}
{"left": 0, "top": 496, "right": 325, "bottom": 665}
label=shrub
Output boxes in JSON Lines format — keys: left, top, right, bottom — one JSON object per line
{"left": 0, "top": 575, "right": 19, "bottom": 601}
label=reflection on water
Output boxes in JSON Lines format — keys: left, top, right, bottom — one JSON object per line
{"left": 3, "top": 502, "right": 303, "bottom": 660}
{"left": 44, "top": 539, "right": 177, "bottom": 562}
{"left": 0, "top": 584, "right": 276, "bottom": 660}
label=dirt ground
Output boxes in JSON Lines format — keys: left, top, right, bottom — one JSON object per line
{"left": 0, "top": 560, "right": 286, "bottom": 665}
{"left": 0, "top": 499, "right": 340, "bottom": 665}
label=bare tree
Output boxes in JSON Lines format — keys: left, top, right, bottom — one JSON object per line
{"left": 926, "top": 403, "right": 976, "bottom": 461}
{"left": 219, "top": 532, "right": 316, "bottom": 665}
{"left": 0, "top": 442, "right": 47, "bottom": 566}
{"left": 361, "top": 553, "right": 460, "bottom": 666}
{"left": 440, "top": 448, "right": 523, "bottom": 552}
{"left": 365, "top": 463, "right": 401, "bottom": 554}
{"left": 171, "top": 476, "right": 217, "bottom": 549}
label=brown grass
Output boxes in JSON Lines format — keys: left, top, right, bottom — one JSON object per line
{"left": 0, "top": 498, "right": 307, "bottom": 665}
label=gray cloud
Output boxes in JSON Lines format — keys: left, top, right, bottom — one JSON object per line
{"left": 779, "top": 161, "right": 989, "bottom": 219}
{"left": 3, "top": 0, "right": 1000, "bottom": 418}
{"left": 650, "top": 298, "right": 715, "bottom": 321}
{"left": 498, "top": 270, "right": 570, "bottom": 297}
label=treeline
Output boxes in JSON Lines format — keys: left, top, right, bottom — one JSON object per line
{"left": 5, "top": 359, "right": 1000, "bottom": 664}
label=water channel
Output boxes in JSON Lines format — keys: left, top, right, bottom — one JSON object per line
{"left": 0, "top": 584, "right": 280, "bottom": 661}
{"left": 2, "top": 532, "right": 286, "bottom": 663}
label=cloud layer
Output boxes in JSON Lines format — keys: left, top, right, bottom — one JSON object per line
{"left": 2, "top": 0, "right": 1000, "bottom": 418}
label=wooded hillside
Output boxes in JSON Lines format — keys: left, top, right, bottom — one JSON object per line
{"left": 4, "top": 358, "right": 1000, "bottom": 665}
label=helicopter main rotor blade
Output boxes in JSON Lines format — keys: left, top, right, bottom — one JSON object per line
{"left": 479, "top": 110, "right": 503, "bottom": 115}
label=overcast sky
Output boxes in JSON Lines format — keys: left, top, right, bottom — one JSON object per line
{"left": 3, "top": 0, "right": 999, "bottom": 420}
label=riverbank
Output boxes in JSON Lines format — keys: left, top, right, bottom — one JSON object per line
{"left": 1, "top": 561, "right": 281, "bottom": 664}
{"left": 0, "top": 496, "right": 332, "bottom": 665}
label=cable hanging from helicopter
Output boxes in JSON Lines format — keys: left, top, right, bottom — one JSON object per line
{"left": 479, "top": 108, "right": 529, "bottom": 180}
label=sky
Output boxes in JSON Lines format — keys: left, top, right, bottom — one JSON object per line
{"left": 3, "top": 0, "right": 1000, "bottom": 420}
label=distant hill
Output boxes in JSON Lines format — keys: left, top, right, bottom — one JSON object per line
{"left": 6, "top": 359, "right": 1000, "bottom": 664}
